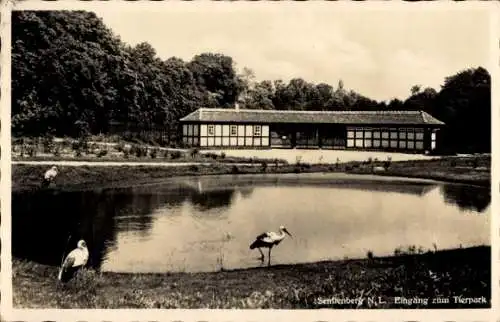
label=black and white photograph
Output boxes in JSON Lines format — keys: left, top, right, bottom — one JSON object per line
{"left": 1, "top": 1, "right": 496, "bottom": 319}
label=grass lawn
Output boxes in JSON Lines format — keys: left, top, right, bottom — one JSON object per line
{"left": 12, "top": 246, "right": 490, "bottom": 309}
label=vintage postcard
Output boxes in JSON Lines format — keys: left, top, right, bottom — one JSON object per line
{"left": 1, "top": 1, "right": 498, "bottom": 321}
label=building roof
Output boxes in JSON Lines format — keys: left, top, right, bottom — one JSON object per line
{"left": 180, "top": 108, "right": 445, "bottom": 126}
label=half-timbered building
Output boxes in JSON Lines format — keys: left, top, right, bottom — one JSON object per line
{"left": 179, "top": 108, "right": 445, "bottom": 153}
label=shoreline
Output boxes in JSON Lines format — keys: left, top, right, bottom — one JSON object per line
{"left": 12, "top": 245, "right": 491, "bottom": 309}
{"left": 11, "top": 156, "right": 490, "bottom": 193}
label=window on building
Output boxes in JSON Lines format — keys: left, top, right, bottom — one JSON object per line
{"left": 399, "top": 128, "right": 406, "bottom": 140}
{"left": 230, "top": 125, "right": 237, "bottom": 136}
{"left": 415, "top": 129, "right": 424, "bottom": 140}
{"left": 208, "top": 125, "right": 215, "bottom": 136}
{"left": 431, "top": 131, "right": 437, "bottom": 150}
{"left": 254, "top": 125, "right": 261, "bottom": 136}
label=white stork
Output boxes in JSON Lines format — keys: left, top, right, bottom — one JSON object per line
{"left": 58, "top": 239, "right": 89, "bottom": 283}
{"left": 249, "top": 225, "right": 292, "bottom": 266}
{"left": 42, "top": 166, "right": 58, "bottom": 187}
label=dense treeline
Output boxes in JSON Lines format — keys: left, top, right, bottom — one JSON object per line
{"left": 12, "top": 11, "right": 491, "bottom": 153}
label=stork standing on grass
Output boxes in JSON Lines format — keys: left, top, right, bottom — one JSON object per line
{"left": 249, "top": 226, "right": 292, "bottom": 266}
{"left": 58, "top": 239, "right": 89, "bottom": 283}
{"left": 41, "top": 166, "right": 58, "bottom": 188}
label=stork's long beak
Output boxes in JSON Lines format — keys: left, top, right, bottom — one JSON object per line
{"left": 284, "top": 228, "right": 293, "bottom": 238}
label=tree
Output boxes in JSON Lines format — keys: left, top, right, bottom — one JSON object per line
{"left": 410, "top": 84, "right": 422, "bottom": 96}
{"left": 12, "top": 11, "right": 123, "bottom": 136}
{"left": 243, "top": 80, "right": 275, "bottom": 110}
{"left": 187, "top": 53, "right": 243, "bottom": 108}
{"left": 433, "top": 67, "right": 490, "bottom": 153}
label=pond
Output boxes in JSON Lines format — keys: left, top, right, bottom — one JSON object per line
{"left": 12, "top": 173, "right": 490, "bottom": 273}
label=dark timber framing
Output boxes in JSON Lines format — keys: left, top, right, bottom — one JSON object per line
{"left": 179, "top": 108, "right": 445, "bottom": 153}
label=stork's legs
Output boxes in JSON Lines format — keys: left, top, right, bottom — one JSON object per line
{"left": 258, "top": 248, "right": 265, "bottom": 261}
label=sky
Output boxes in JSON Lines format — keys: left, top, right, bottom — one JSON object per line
{"left": 95, "top": 3, "right": 492, "bottom": 102}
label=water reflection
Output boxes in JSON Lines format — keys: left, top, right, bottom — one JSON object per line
{"left": 11, "top": 174, "right": 490, "bottom": 273}
{"left": 440, "top": 184, "right": 490, "bottom": 213}
{"left": 189, "top": 189, "right": 236, "bottom": 212}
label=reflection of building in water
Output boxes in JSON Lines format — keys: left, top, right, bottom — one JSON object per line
{"left": 338, "top": 181, "right": 436, "bottom": 196}
{"left": 439, "top": 184, "right": 490, "bottom": 213}
{"left": 188, "top": 189, "right": 236, "bottom": 212}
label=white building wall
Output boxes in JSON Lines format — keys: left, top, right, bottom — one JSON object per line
{"left": 186, "top": 122, "right": 271, "bottom": 148}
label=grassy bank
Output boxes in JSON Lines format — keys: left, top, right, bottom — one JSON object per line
{"left": 347, "top": 155, "right": 490, "bottom": 187}
{"left": 12, "top": 246, "right": 490, "bottom": 309}
{"left": 11, "top": 155, "right": 490, "bottom": 193}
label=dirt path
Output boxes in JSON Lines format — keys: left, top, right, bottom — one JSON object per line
{"left": 12, "top": 160, "right": 263, "bottom": 167}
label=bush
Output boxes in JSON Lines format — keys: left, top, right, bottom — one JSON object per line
{"left": 150, "top": 148, "right": 158, "bottom": 159}
{"left": 231, "top": 165, "right": 240, "bottom": 174}
{"left": 189, "top": 165, "right": 199, "bottom": 172}
{"left": 220, "top": 152, "right": 226, "bottom": 159}
{"left": 171, "top": 151, "right": 182, "bottom": 159}
{"left": 97, "top": 149, "right": 108, "bottom": 158}
{"left": 89, "top": 143, "right": 99, "bottom": 154}
{"left": 25, "top": 145, "right": 36, "bottom": 157}
{"left": 115, "top": 142, "right": 126, "bottom": 152}
{"left": 132, "top": 145, "right": 147, "bottom": 158}
{"left": 41, "top": 136, "right": 54, "bottom": 154}
{"left": 189, "top": 148, "right": 200, "bottom": 159}
{"left": 261, "top": 161, "right": 268, "bottom": 173}
{"left": 53, "top": 146, "right": 61, "bottom": 157}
